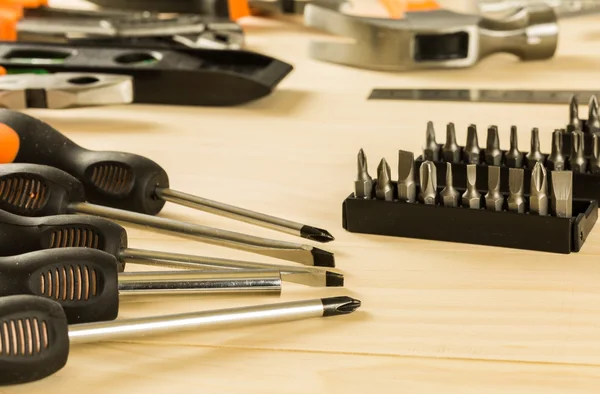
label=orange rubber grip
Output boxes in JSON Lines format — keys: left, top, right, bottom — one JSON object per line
{"left": 0, "top": 123, "right": 20, "bottom": 164}
{"left": 227, "top": 0, "right": 250, "bottom": 20}
{"left": 379, "top": 0, "right": 440, "bottom": 19}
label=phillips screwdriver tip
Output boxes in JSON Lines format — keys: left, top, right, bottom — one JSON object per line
{"left": 418, "top": 161, "right": 437, "bottom": 205}
{"left": 322, "top": 296, "right": 362, "bottom": 316}
{"left": 376, "top": 158, "right": 394, "bottom": 201}
{"left": 569, "top": 130, "right": 587, "bottom": 173}
{"left": 300, "top": 226, "right": 335, "bottom": 243}
{"left": 569, "top": 95, "right": 581, "bottom": 129}
{"left": 311, "top": 247, "right": 335, "bottom": 268}
{"left": 591, "top": 134, "right": 600, "bottom": 174}
{"left": 530, "top": 162, "right": 548, "bottom": 216}
{"left": 325, "top": 271, "right": 345, "bottom": 287}
{"left": 355, "top": 148, "right": 374, "bottom": 199}
{"left": 588, "top": 95, "right": 600, "bottom": 130}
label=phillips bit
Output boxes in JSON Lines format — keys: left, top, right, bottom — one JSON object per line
{"left": 569, "top": 130, "right": 587, "bottom": 173}
{"left": 375, "top": 158, "right": 394, "bottom": 201}
{"left": 551, "top": 171, "right": 573, "bottom": 218}
{"left": 440, "top": 162, "right": 460, "bottom": 207}
{"left": 505, "top": 126, "right": 523, "bottom": 168}
{"left": 397, "top": 150, "right": 416, "bottom": 202}
{"left": 354, "top": 148, "right": 374, "bottom": 199}
{"left": 590, "top": 134, "right": 600, "bottom": 174}
{"left": 525, "top": 127, "right": 544, "bottom": 169}
{"left": 568, "top": 95, "right": 581, "bottom": 132}
{"left": 442, "top": 122, "right": 461, "bottom": 163}
{"left": 485, "top": 125, "right": 502, "bottom": 166}
{"left": 418, "top": 161, "right": 437, "bottom": 205}
{"left": 463, "top": 124, "right": 481, "bottom": 164}
{"left": 529, "top": 162, "right": 548, "bottom": 216}
{"left": 507, "top": 168, "right": 525, "bottom": 213}
{"left": 484, "top": 166, "right": 504, "bottom": 211}
{"left": 423, "top": 121, "right": 440, "bottom": 161}
{"left": 547, "top": 130, "right": 566, "bottom": 171}
{"left": 461, "top": 164, "right": 481, "bottom": 209}
{"left": 588, "top": 95, "right": 600, "bottom": 134}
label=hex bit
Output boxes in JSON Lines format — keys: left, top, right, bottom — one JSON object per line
{"left": 485, "top": 125, "right": 502, "bottom": 166}
{"left": 505, "top": 126, "right": 523, "bottom": 168}
{"left": 442, "top": 122, "right": 461, "bottom": 163}
{"left": 397, "top": 150, "right": 416, "bottom": 202}
{"left": 418, "top": 161, "right": 437, "bottom": 205}
{"left": 551, "top": 171, "right": 573, "bottom": 218}
{"left": 463, "top": 124, "right": 481, "bottom": 164}
{"left": 354, "top": 148, "right": 374, "bottom": 199}
{"left": 461, "top": 164, "right": 481, "bottom": 209}
{"left": 525, "top": 127, "right": 544, "bottom": 169}
{"left": 423, "top": 121, "right": 440, "bottom": 161}
{"left": 440, "top": 162, "right": 460, "bottom": 207}
{"left": 591, "top": 134, "right": 600, "bottom": 174}
{"left": 568, "top": 95, "right": 581, "bottom": 132}
{"left": 484, "top": 166, "right": 503, "bottom": 211}
{"left": 507, "top": 168, "right": 525, "bottom": 213}
{"left": 588, "top": 95, "right": 600, "bottom": 134}
{"left": 529, "top": 162, "right": 548, "bottom": 216}
{"left": 547, "top": 130, "right": 566, "bottom": 171}
{"left": 570, "top": 130, "right": 587, "bottom": 173}
{"left": 375, "top": 158, "right": 394, "bottom": 201}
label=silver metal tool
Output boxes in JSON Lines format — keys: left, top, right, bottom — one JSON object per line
{"left": 588, "top": 96, "right": 600, "bottom": 133}
{"left": 423, "top": 121, "right": 440, "bottom": 161}
{"left": 508, "top": 168, "right": 525, "bottom": 213}
{"left": 418, "top": 161, "right": 437, "bottom": 205}
{"left": 529, "top": 162, "right": 548, "bottom": 216}
{"left": 120, "top": 248, "right": 343, "bottom": 288}
{"left": 477, "top": 0, "right": 600, "bottom": 19}
{"left": 570, "top": 130, "right": 587, "bottom": 173}
{"left": 485, "top": 126, "right": 502, "bottom": 166}
{"left": 464, "top": 124, "right": 481, "bottom": 164}
{"left": 68, "top": 296, "right": 361, "bottom": 345}
{"left": 485, "top": 166, "right": 503, "bottom": 211}
{"left": 551, "top": 171, "right": 572, "bottom": 218}
{"left": 375, "top": 158, "right": 394, "bottom": 201}
{"left": 442, "top": 123, "right": 461, "bottom": 163}
{"left": 525, "top": 128, "right": 544, "bottom": 169}
{"left": 0, "top": 73, "right": 133, "bottom": 109}
{"left": 397, "top": 150, "right": 416, "bottom": 203}
{"left": 304, "top": 2, "right": 558, "bottom": 71}
{"left": 355, "top": 148, "right": 374, "bottom": 199}
{"left": 462, "top": 164, "right": 481, "bottom": 209}
{"left": 505, "top": 126, "right": 522, "bottom": 168}
{"left": 547, "top": 130, "right": 566, "bottom": 170}
{"left": 591, "top": 134, "right": 600, "bottom": 174}
{"left": 440, "top": 163, "right": 459, "bottom": 207}
{"left": 569, "top": 95, "right": 581, "bottom": 131}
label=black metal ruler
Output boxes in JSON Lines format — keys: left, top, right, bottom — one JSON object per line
{"left": 368, "top": 89, "right": 600, "bottom": 104}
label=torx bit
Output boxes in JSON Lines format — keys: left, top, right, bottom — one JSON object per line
{"left": 485, "top": 125, "right": 502, "bottom": 166}
{"left": 588, "top": 95, "right": 600, "bottom": 133}
{"left": 397, "top": 150, "right": 416, "bottom": 202}
{"left": 505, "top": 126, "right": 523, "bottom": 168}
{"left": 529, "top": 162, "right": 548, "bottom": 215}
{"left": 423, "top": 121, "right": 440, "bottom": 161}
{"left": 440, "top": 162, "right": 460, "bottom": 207}
{"left": 568, "top": 95, "right": 581, "bottom": 132}
{"left": 507, "top": 168, "right": 525, "bottom": 213}
{"left": 461, "top": 164, "right": 481, "bottom": 209}
{"left": 418, "top": 161, "right": 437, "bottom": 205}
{"left": 442, "top": 122, "right": 461, "bottom": 163}
{"left": 525, "top": 127, "right": 544, "bottom": 169}
{"left": 354, "top": 148, "right": 374, "bottom": 199}
{"left": 484, "top": 166, "right": 503, "bottom": 211}
{"left": 547, "top": 130, "right": 566, "bottom": 171}
{"left": 375, "top": 158, "right": 394, "bottom": 201}
{"left": 569, "top": 130, "right": 587, "bottom": 173}
{"left": 590, "top": 134, "right": 600, "bottom": 174}
{"left": 551, "top": 171, "right": 573, "bottom": 218}
{"left": 463, "top": 124, "right": 481, "bottom": 164}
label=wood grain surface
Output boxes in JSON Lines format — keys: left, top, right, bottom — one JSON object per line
{"left": 5, "top": 1, "right": 600, "bottom": 392}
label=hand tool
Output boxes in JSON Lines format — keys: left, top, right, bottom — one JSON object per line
{"left": 463, "top": 124, "right": 480, "bottom": 165}
{"left": 0, "top": 248, "right": 282, "bottom": 324}
{"left": 423, "top": 121, "right": 440, "bottom": 162}
{"left": 569, "top": 130, "right": 587, "bottom": 173}
{"left": 0, "top": 41, "right": 292, "bottom": 106}
{"left": 442, "top": 123, "right": 460, "bottom": 163}
{"left": 529, "top": 162, "right": 548, "bottom": 216}
{"left": 587, "top": 96, "right": 600, "bottom": 134}
{"left": 485, "top": 126, "right": 502, "bottom": 166}
{"left": 526, "top": 128, "right": 544, "bottom": 169}
{"left": 551, "top": 170, "right": 572, "bottom": 217}
{"left": 462, "top": 164, "right": 481, "bottom": 209}
{"left": 304, "top": 1, "right": 557, "bottom": 71}
{"left": 0, "top": 110, "right": 334, "bottom": 243}
{"left": 418, "top": 161, "right": 437, "bottom": 205}
{"left": 375, "top": 158, "right": 393, "bottom": 201}
{"left": 484, "top": 166, "right": 503, "bottom": 211}
{"left": 0, "top": 163, "right": 334, "bottom": 267}
{"left": 590, "top": 134, "right": 600, "bottom": 175}
{"left": 0, "top": 294, "right": 361, "bottom": 385}
{"left": 507, "top": 168, "right": 525, "bottom": 213}
{"left": 0, "top": 72, "right": 132, "bottom": 109}
{"left": 567, "top": 95, "right": 581, "bottom": 132}
{"left": 354, "top": 148, "right": 373, "bottom": 199}
{"left": 476, "top": 0, "right": 600, "bottom": 19}
{"left": 0, "top": 209, "right": 343, "bottom": 287}
{"left": 505, "top": 126, "right": 522, "bottom": 168}
{"left": 547, "top": 130, "right": 565, "bottom": 170}
{"left": 440, "top": 162, "right": 459, "bottom": 207}
{"left": 397, "top": 150, "right": 416, "bottom": 203}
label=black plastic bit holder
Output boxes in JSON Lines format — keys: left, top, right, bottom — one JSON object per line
{"left": 342, "top": 182, "right": 597, "bottom": 254}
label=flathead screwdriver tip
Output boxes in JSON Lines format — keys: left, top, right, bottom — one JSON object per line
{"left": 485, "top": 125, "right": 502, "bottom": 166}
{"left": 551, "top": 171, "right": 573, "bottom": 218}
{"left": 505, "top": 126, "right": 522, "bottom": 168}
{"left": 424, "top": 121, "right": 440, "bottom": 161}
{"left": 464, "top": 124, "right": 481, "bottom": 164}
{"left": 440, "top": 162, "right": 460, "bottom": 207}
{"left": 418, "top": 161, "right": 437, "bottom": 205}
{"left": 376, "top": 158, "right": 394, "bottom": 201}
{"left": 525, "top": 127, "right": 544, "bottom": 169}
{"left": 300, "top": 226, "right": 334, "bottom": 243}
{"left": 569, "top": 95, "right": 581, "bottom": 130}
{"left": 442, "top": 122, "right": 461, "bottom": 163}
{"left": 462, "top": 164, "right": 481, "bottom": 209}
{"left": 311, "top": 247, "right": 335, "bottom": 268}
{"left": 485, "top": 166, "right": 503, "bottom": 211}
{"left": 355, "top": 148, "right": 374, "bottom": 199}
{"left": 325, "top": 272, "right": 344, "bottom": 287}
{"left": 322, "top": 296, "right": 361, "bottom": 316}
{"left": 508, "top": 168, "right": 525, "bottom": 213}
{"left": 397, "top": 150, "right": 416, "bottom": 203}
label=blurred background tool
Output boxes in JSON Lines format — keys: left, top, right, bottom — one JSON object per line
{"left": 476, "top": 0, "right": 600, "bottom": 18}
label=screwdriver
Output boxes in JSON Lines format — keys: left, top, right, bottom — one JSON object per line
{"left": 0, "top": 248, "right": 282, "bottom": 324}
{"left": 0, "top": 109, "right": 334, "bottom": 243}
{"left": 0, "top": 163, "right": 334, "bottom": 267}
{"left": 0, "top": 209, "right": 343, "bottom": 287}
{"left": 0, "top": 294, "right": 361, "bottom": 386}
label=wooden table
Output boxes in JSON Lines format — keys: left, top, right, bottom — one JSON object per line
{"left": 7, "top": 3, "right": 600, "bottom": 392}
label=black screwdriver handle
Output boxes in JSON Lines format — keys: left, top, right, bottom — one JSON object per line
{"left": 0, "top": 109, "right": 170, "bottom": 215}
{"left": 0, "top": 248, "right": 120, "bottom": 324}
{"left": 0, "top": 209, "right": 128, "bottom": 272}
{"left": 0, "top": 295, "right": 70, "bottom": 385}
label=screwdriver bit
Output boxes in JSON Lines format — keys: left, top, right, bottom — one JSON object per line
{"left": 484, "top": 166, "right": 504, "bottom": 211}
{"left": 547, "top": 130, "right": 566, "bottom": 171}
{"left": 485, "top": 126, "right": 502, "bottom": 166}
{"left": 440, "top": 162, "right": 460, "bottom": 207}
{"left": 354, "top": 148, "right": 374, "bottom": 199}
{"left": 525, "top": 128, "right": 544, "bottom": 169}
{"left": 588, "top": 95, "right": 600, "bottom": 134}
{"left": 569, "top": 130, "right": 587, "bottom": 173}
{"left": 568, "top": 95, "right": 581, "bottom": 132}
{"left": 461, "top": 164, "right": 481, "bottom": 209}
{"left": 505, "top": 126, "right": 523, "bottom": 168}
{"left": 442, "top": 122, "right": 461, "bottom": 163}
{"left": 591, "top": 134, "right": 600, "bottom": 174}
{"left": 463, "top": 124, "right": 481, "bottom": 164}
{"left": 397, "top": 150, "right": 416, "bottom": 202}
{"left": 418, "top": 161, "right": 437, "bottom": 205}
{"left": 551, "top": 171, "right": 572, "bottom": 218}
{"left": 375, "top": 158, "right": 394, "bottom": 201}
{"left": 423, "top": 121, "right": 440, "bottom": 161}
{"left": 507, "top": 168, "right": 525, "bottom": 213}
{"left": 529, "top": 162, "right": 548, "bottom": 216}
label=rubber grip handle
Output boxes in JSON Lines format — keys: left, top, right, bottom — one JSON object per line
{"left": 0, "top": 209, "right": 128, "bottom": 272}
{"left": 0, "top": 294, "right": 70, "bottom": 386}
{"left": 0, "top": 109, "right": 170, "bottom": 215}
{"left": 0, "top": 248, "right": 120, "bottom": 324}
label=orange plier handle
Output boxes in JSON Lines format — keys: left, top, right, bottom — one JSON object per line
{"left": 0, "top": 0, "right": 47, "bottom": 40}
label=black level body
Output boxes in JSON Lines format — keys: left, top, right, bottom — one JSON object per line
{"left": 0, "top": 41, "right": 293, "bottom": 106}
